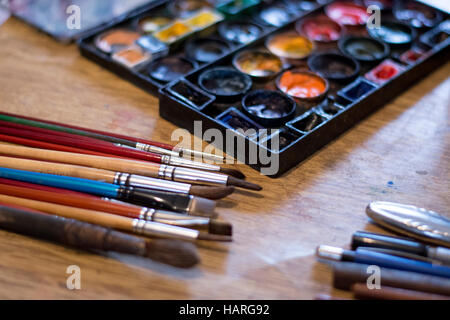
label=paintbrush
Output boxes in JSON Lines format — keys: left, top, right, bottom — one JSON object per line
{"left": 0, "top": 111, "right": 226, "bottom": 162}
{"left": 0, "top": 182, "right": 231, "bottom": 235}
{"left": 0, "top": 120, "right": 243, "bottom": 178}
{"left": 0, "top": 156, "right": 235, "bottom": 199}
{"left": 351, "top": 283, "right": 450, "bottom": 300}
{"left": 0, "top": 194, "right": 232, "bottom": 242}
{"left": 0, "top": 167, "right": 230, "bottom": 208}
{"left": 0, "top": 204, "right": 200, "bottom": 268}
{"left": 0, "top": 143, "right": 261, "bottom": 191}
{"left": 0, "top": 177, "right": 216, "bottom": 217}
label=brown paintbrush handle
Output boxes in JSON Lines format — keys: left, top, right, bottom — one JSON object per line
{"left": 0, "top": 194, "right": 133, "bottom": 232}
{"left": 0, "top": 204, "right": 147, "bottom": 255}
{"left": 351, "top": 283, "right": 450, "bottom": 300}
{"left": 0, "top": 144, "right": 161, "bottom": 177}
{"left": 0, "top": 155, "right": 116, "bottom": 183}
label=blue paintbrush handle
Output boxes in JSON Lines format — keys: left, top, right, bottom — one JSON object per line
{"left": 355, "top": 248, "right": 450, "bottom": 278}
{"left": 0, "top": 167, "right": 118, "bottom": 198}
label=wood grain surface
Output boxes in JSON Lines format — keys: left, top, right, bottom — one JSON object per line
{"left": 0, "top": 17, "right": 449, "bottom": 299}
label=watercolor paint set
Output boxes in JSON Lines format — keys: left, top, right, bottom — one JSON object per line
{"left": 78, "top": 0, "right": 450, "bottom": 177}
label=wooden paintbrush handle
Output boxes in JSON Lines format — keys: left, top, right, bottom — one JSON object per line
{"left": 0, "top": 155, "right": 116, "bottom": 183}
{"left": 0, "top": 205, "right": 147, "bottom": 256}
{"left": 0, "top": 194, "right": 133, "bottom": 232}
{"left": 0, "top": 144, "right": 161, "bottom": 177}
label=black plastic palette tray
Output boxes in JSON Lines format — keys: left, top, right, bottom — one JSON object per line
{"left": 78, "top": 0, "right": 450, "bottom": 177}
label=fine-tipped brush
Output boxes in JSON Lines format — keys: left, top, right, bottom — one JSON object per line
{"left": 0, "top": 204, "right": 200, "bottom": 268}
{"left": 0, "top": 177, "right": 217, "bottom": 217}
{"left": 0, "top": 144, "right": 261, "bottom": 191}
{"left": 0, "top": 111, "right": 227, "bottom": 162}
{"left": 0, "top": 194, "right": 232, "bottom": 242}
{"left": 0, "top": 182, "right": 231, "bottom": 235}
{"left": 0, "top": 120, "right": 245, "bottom": 179}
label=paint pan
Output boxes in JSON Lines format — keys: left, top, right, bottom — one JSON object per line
{"left": 198, "top": 67, "right": 253, "bottom": 102}
{"left": 218, "top": 20, "right": 263, "bottom": 44}
{"left": 153, "top": 21, "right": 193, "bottom": 44}
{"left": 183, "top": 9, "right": 224, "bottom": 30}
{"left": 364, "top": 59, "right": 405, "bottom": 85}
{"left": 318, "top": 99, "right": 345, "bottom": 117}
{"left": 166, "top": 79, "right": 215, "bottom": 110}
{"left": 95, "top": 29, "right": 141, "bottom": 54}
{"left": 394, "top": 1, "right": 442, "bottom": 29}
{"left": 420, "top": 21, "right": 450, "bottom": 48}
{"left": 276, "top": 69, "right": 328, "bottom": 102}
{"left": 232, "top": 50, "right": 283, "bottom": 80}
{"left": 168, "top": 0, "right": 212, "bottom": 18}
{"left": 339, "top": 36, "right": 390, "bottom": 63}
{"left": 216, "top": 107, "right": 263, "bottom": 140}
{"left": 399, "top": 47, "right": 426, "bottom": 65}
{"left": 368, "top": 21, "right": 416, "bottom": 47}
{"left": 148, "top": 56, "right": 198, "bottom": 83}
{"left": 337, "top": 77, "right": 377, "bottom": 102}
{"left": 287, "top": 112, "right": 326, "bottom": 133}
{"left": 185, "top": 38, "right": 230, "bottom": 63}
{"left": 242, "top": 90, "right": 296, "bottom": 127}
{"left": 136, "top": 16, "right": 172, "bottom": 34}
{"left": 258, "top": 5, "right": 292, "bottom": 27}
{"left": 296, "top": 15, "right": 344, "bottom": 43}
{"left": 260, "top": 128, "right": 302, "bottom": 151}
{"left": 325, "top": 2, "right": 369, "bottom": 27}
{"left": 217, "top": 0, "right": 261, "bottom": 17}
{"left": 266, "top": 32, "right": 315, "bottom": 60}
{"left": 136, "top": 35, "right": 169, "bottom": 60}
{"left": 112, "top": 46, "right": 151, "bottom": 69}
{"left": 308, "top": 52, "right": 360, "bottom": 83}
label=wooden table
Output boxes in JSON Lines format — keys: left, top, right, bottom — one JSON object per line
{"left": 0, "top": 17, "right": 449, "bottom": 300}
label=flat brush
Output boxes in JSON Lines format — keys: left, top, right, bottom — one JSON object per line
{"left": 0, "top": 156, "right": 235, "bottom": 199}
{"left": 0, "top": 167, "right": 230, "bottom": 210}
{"left": 0, "top": 111, "right": 225, "bottom": 162}
{"left": 0, "top": 183, "right": 231, "bottom": 235}
{"left": 0, "top": 177, "right": 216, "bottom": 216}
{"left": 0, "top": 122, "right": 243, "bottom": 178}
{"left": 0, "top": 194, "right": 232, "bottom": 242}
{"left": 0, "top": 144, "right": 261, "bottom": 191}
{"left": 0, "top": 204, "right": 200, "bottom": 268}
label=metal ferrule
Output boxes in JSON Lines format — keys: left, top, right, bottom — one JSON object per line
{"left": 158, "top": 164, "right": 175, "bottom": 180}
{"left": 114, "top": 172, "right": 192, "bottom": 194}
{"left": 174, "top": 147, "right": 225, "bottom": 162}
{"left": 139, "top": 207, "right": 156, "bottom": 221}
{"left": 135, "top": 142, "right": 180, "bottom": 157}
{"left": 172, "top": 167, "right": 229, "bottom": 186}
{"left": 162, "top": 155, "right": 221, "bottom": 172}
{"left": 131, "top": 219, "right": 200, "bottom": 241}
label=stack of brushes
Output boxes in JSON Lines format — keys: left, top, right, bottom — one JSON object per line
{"left": 316, "top": 234, "right": 450, "bottom": 300}
{"left": 0, "top": 111, "right": 263, "bottom": 268}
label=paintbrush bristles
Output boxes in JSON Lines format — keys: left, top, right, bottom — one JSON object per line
{"left": 227, "top": 176, "right": 262, "bottom": 191}
{"left": 190, "top": 186, "right": 235, "bottom": 199}
{"left": 146, "top": 239, "right": 200, "bottom": 268}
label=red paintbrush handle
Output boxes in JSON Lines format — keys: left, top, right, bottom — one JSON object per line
{"left": 0, "top": 111, "right": 176, "bottom": 151}
{"left": 0, "top": 119, "right": 117, "bottom": 146}
{"left": 0, "top": 126, "right": 163, "bottom": 163}
{"left": 0, "top": 133, "right": 132, "bottom": 160}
